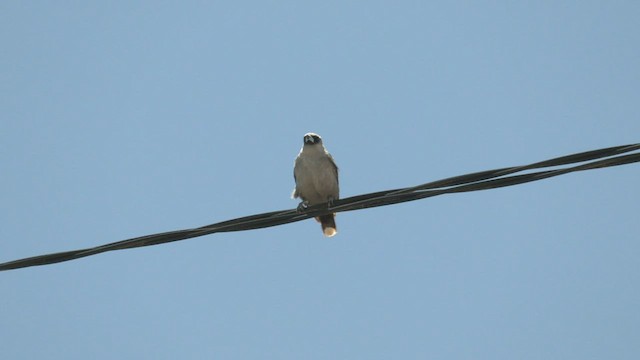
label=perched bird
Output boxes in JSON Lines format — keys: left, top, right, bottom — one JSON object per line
{"left": 292, "top": 133, "right": 339, "bottom": 237}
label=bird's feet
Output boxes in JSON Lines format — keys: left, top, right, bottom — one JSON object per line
{"left": 296, "top": 201, "right": 310, "bottom": 213}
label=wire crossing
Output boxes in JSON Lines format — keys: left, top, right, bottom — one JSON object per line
{"left": 1, "top": 143, "right": 639, "bottom": 271}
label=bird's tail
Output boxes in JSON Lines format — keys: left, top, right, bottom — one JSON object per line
{"left": 316, "top": 214, "right": 337, "bottom": 237}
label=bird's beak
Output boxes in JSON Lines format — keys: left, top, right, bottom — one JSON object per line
{"left": 304, "top": 136, "right": 314, "bottom": 144}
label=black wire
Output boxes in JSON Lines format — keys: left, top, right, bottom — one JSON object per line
{"left": 1, "top": 143, "right": 639, "bottom": 271}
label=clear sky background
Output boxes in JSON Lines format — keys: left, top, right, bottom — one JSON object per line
{"left": 1, "top": 2, "right": 639, "bottom": 359}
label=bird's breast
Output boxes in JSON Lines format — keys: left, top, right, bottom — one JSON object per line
{"left": 295, "top": 155, "right": 339, "bottom": 204}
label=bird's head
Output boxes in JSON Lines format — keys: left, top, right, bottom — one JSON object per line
{"left": 303, "top": 133, "right": 322, "bottom": 146}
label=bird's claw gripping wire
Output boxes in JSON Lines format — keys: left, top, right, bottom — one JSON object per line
{"left": 297, "top": 198, "right": 334, "bottom": 213}
{"left": 296, "top": 201, "right": 310, "bottom": 213}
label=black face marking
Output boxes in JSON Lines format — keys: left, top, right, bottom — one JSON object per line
{"left": 304, "top": 133, "right": 322, "bottom": 145}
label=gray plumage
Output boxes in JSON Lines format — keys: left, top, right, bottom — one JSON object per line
{"left": 292, "top": 133, "right": 339, "bottom": 237}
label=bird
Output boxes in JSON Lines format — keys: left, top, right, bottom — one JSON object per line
{"left": 292, "top": 132, "right": 340, "bottom": 237}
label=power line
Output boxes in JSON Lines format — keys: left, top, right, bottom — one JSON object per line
{"left": 1, "top": 143, "right": 639, "bottom": 271}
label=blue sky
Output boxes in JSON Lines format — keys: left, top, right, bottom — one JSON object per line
{"left": 1, "top": 2, "right": 639, "bottom": 359}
